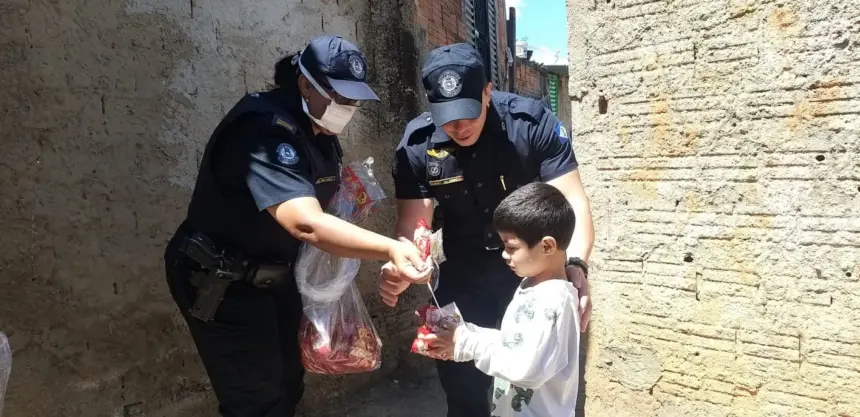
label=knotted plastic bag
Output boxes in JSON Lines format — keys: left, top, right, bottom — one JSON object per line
{"left": 410, "top": 303, "right": 463, "bottom": 359}
{"left": 296, "top": 158, "right": 385, "bottom": 374}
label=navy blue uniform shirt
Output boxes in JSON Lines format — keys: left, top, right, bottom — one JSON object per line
{"left": 185, "top": 87, "right": 342, "bottom": 263}
{"left": 393, "top": 91, "right": 578, "bottom": 254}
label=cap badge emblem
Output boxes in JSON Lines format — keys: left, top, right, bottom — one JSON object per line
{"left": 438, "top": 70, "right": 462, "bottom": 98}
{"left": 348, "top": 55, "right": 365, "bottom": 79}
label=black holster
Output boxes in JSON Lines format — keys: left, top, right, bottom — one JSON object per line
{"left": 177, "top": 231, "right": 292, "bottom": 321}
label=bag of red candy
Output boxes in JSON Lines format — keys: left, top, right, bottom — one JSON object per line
{"left": 295, "top": 158, "right": 384, "bottom": 374}
{"left": 413, "top": 218, "right": 445, "bottom": 290}
{"left": 299, "top": 284, "right": 382, "bottom": 374}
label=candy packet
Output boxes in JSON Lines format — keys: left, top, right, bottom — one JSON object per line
{"left": 413, "top": 218, "right": 445, "bottom": 291}
{"left": 414, "top": 218, "right": 446, "bottom": 266}
{"left": 410, "top": 302, "right": 463, "bottom": 358}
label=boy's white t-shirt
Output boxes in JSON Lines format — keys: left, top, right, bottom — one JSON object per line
{"left": 453, "top": 278, "right": 581, "bottom": 417}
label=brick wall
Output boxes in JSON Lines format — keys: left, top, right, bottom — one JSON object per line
{"left": 414, "top": 0, "right": 508, "bottom": 91}
{"left": 416, "top": 0, "right": 467, "bottom": 48}
{"left": 513, "top": 59, "right": 572, "bottom": 129}
{"left": 568, "top": 0, "right": 860, "bottom": 416}
{"left": 515, "top": 57, "right": 545, "bottom": 98}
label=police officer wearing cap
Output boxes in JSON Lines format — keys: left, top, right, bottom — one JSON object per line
{"left": 380, "top": 43, "right": 595, "bottom": 417}
{"left": 164, "top": 35, "right": 430, "bottom": 417}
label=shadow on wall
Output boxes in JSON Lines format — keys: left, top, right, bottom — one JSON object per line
{"left": 0, "top": 2, "right": 213, "bottom": 415}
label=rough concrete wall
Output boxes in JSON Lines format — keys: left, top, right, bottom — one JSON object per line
{"left": 567, "top": 0, "right": 860, "bottom": 416}
{"left": 0, "top": 0, "right": 423, "bottom": 415}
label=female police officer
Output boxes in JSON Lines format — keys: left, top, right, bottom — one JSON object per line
{"left": 163, "top": 35, "right": 429, "bottom": 417}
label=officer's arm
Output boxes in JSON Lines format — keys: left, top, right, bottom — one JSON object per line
{"left": 238, "top": 116, "right": 404, "bottom": 262}
{"left": 548, "top": 171, "right": 594, "bottom": 262}
{"left": 531, "top": 110, "right": 595, "bottom": 262}
{"left": 395, "top": 199, "right": 434, "bottom": 240}
{"left": 268, "top": 198, "right": 402, "bottom": 261}
{"left": 392, "top": 132, "right": 434, "bottom": 240}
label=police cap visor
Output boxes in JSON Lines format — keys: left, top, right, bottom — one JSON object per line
{"left": 300, "top": 35, "right": 380, "bottom": 102}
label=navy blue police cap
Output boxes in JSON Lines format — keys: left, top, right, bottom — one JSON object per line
{"left": 421, "top": 43, "right": 488, "bottom": 126}
{"left": 299, "top": 35, "right": 380, "bottom": 102}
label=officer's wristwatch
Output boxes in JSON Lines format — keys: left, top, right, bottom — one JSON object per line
{"left": 566, "top": 257, "right": 589, "bottom": 279}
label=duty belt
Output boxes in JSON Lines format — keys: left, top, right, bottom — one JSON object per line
{"left": 177, "top": 231, "right": 292, "bottom": 322}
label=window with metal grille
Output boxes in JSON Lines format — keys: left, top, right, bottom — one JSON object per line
{"left": 464, "top": 0, "right": 500, "bottom": 87}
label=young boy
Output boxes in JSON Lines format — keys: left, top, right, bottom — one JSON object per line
{"left": 423, "top": 182, "right": 581, "bottom": 417}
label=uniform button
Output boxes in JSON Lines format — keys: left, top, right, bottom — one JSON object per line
{"left": 472, "top": 153, "right": 477, "bottom": 158}
{"left": 477, "top": 183, "right": 482, "bottom": 187}
{"left": 463, "top": 189, "right": 468, "bottom": 194}
{"left": 487, "top": 233, "right": 493, "bottom": 237}
{"left": 484, "top": 208, "right": 489, "bottom": 213}
{"left": 511, "top": 102, "right": 516, "bottom": 108}
{"left": 444, "top": 194, "right": 450, "bottom": 199}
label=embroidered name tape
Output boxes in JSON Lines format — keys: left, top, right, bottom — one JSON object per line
{"left": 429, "top": 176, "right": 464, "bottom": 186}
{"left": 314, "top": 176, "right": 337, "bottom": 185}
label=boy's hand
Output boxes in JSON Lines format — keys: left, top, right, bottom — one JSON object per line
{"left": 418, "top": 321, "right": 459, "bottom": 360}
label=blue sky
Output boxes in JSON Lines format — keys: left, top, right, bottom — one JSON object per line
{"left": 507, "top": 0, "right": 568, "bottom": 65}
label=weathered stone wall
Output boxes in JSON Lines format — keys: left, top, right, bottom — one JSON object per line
{"left": 0, "top": 0, "right": 424, "bottom": 415}
{"left": 568, "top": 0, "right": 860, "bottom": 416}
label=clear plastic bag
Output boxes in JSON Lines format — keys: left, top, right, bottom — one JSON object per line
{"left": 410, "top": 303, "right": 463, "bottom": 359}
{"left": 414, "top": 218, "right": 445, "bottom": 291}
{"left": 0, "top": 332, "right": 10, "bottom": 417}
{"left": 296, "top": 158, "right": 385, "bottom": 374}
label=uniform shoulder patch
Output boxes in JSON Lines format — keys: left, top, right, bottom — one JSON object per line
{"left": 271, "top": 114, "right": 297, "bottom": 134}
{"left": 276, "top": 142, "right": 299, "bottom": 165}
{"left": 554, "top": 123, "right": 569, "bottom": 140}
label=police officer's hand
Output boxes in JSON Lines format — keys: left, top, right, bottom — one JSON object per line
{"left": 566, "top": 265, "right": 592, "bottom": 332}
{"left": 388, "top": 237, "right": 433, "bottom": 284}
{"left": 379, "top": 262, "right": 411, "bottom": 307}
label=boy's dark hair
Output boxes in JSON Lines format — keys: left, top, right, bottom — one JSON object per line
{"left": 493, "top": 182, "right": 575, "bottom": 249}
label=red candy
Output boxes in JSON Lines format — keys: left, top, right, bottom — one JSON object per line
{"left": 300, "top": 315, "right": 382, "bottom": 374}
{"left": 415, "top": 218, "right": 433, "bottom": 262}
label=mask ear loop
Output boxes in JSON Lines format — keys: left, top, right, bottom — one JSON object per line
{"left": 297, "top": 57, "right": 334, "bottom": 101}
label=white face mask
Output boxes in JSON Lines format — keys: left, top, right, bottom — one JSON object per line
{"left": 298, "top": 60, "right": 358, "bottom": 135}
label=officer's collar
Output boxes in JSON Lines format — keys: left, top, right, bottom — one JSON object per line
{"left": 429, "top": 101, "right": 505, "bottom": 147}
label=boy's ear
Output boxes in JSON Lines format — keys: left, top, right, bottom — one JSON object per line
{"left": 541, "top": 236, "right": 558, "bottom": 254}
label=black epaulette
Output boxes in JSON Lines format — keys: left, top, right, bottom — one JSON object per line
{"left": 270, "top": 114, "right": 298, "bottom": 134}
{"left": 402, "top": 112, "right": 436, "bottom": 145}
{"left": 505, "top": 94, "right": 547, "bottom": 124}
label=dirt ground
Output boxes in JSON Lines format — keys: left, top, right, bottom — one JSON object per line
{"left": 307, "top": 368, "right": 446, "bottom": 417}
